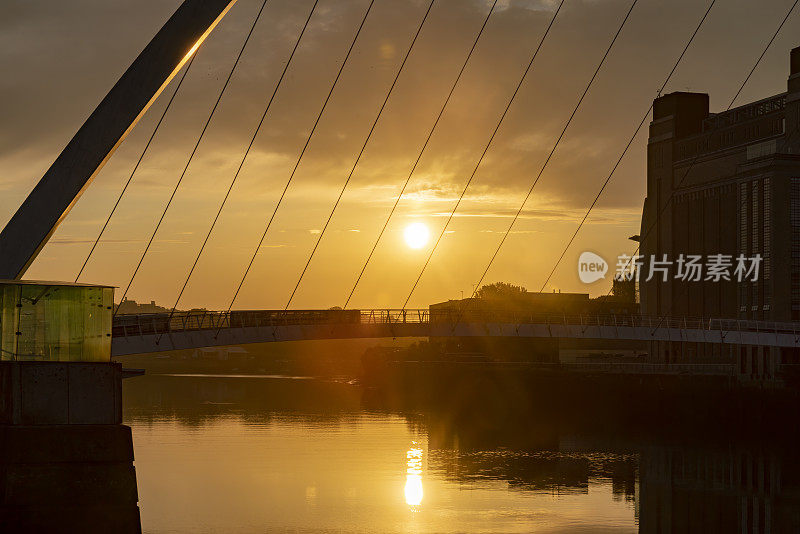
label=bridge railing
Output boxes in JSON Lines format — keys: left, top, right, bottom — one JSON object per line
{"left": 428, "top": 310, "right": 800, "bottom": 335}
{"left": 360, "top": 309, "right": 429, "bottom": 324}
{"left": 559, "top": 362, "right": 736, "bottom": 376}
{"left": 112, "top": 311, "right": 228, "bottom": 337}
{"left": 112, "top": 309, "right": 800, "bottom": 338}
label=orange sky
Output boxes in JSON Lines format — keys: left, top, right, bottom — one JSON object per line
{"left": 1, "top": 0, "right": 798, "bottom": 309}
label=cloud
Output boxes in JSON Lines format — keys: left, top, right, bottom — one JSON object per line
{"left": 47, "top": 237, "right": 194, "bottom": 245}
{"left": 5, "top": 0, "right": 798, "bottom": 305}
{"left": 49, "top": 238, "right": 140, "bottom": 246}
{"left": 496, "top": 0, "right": 562, "bottom": 12}
{"left": 424, "top": 205, "right": 641, "bottom": 223}
{"left": 479, "top": 229, "right": 540, "bottom": 234}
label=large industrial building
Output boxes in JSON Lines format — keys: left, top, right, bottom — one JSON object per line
{"left": 640, "top": 46, "right": 800, "bottom": 374}
{"left": 641, "top": 46, "right": 800, "bottom": 321}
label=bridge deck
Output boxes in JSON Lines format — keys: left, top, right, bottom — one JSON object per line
{"left": 110, "top": 310, "right": 800, "bottom": 356}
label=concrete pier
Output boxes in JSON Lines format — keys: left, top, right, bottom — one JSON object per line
{"left": 0, "top": 282, "right": 140, "bottom": 531}
{"left": 0, "top": 424, "right": 140, "bottom": 533}
{"left": 0, "top": 362, "right": 122, "bottom": 424}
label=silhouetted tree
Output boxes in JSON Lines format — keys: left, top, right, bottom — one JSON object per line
{"left": 611, "top": 278, "right": 636, "bottom": 303}
{"left": 476, "top": 282, "right": 528, "bottom": 300}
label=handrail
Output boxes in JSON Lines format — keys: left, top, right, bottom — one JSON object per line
{"left": 111, "top": 309, "right": 800, "bottom": 338}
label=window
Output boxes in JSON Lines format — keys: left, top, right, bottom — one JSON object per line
{"left": 764, "top": 178, "right": 771, "bottom": 281}
{"left": 747, "top": 139, "right": 777, "bottom": 159}
{"left": 752, "top": 181, "right": 759, "bottom": 252}
{"left": 739, "top": 182, "right": 749, "bottom": 313}
{"left": 791, "top": 178, "right": 800, "bottom": 314}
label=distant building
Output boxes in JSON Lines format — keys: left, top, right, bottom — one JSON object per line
{"left": 114, "top": 298, "right": 170, "bottom": 315}
{"left": 430, "top": 291, "right": 590, "bottom": 320}
{"left": 641, "top": 45, "right": 800, "bottom": 322}
{"left": 589, "top": 276, "right": 639, "bottom": 316}
{"left": 639, "top": 46, "right": 800, "bottom": 375}
{"left": 430, "top": 288, "right": 637, "bottom": 321}
{"left": 428, "top": 290, "right": 641, "bottom": 362}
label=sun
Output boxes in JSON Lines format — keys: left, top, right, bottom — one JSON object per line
{"left": 404, "top": 222, "right": 429, "bottom": 250}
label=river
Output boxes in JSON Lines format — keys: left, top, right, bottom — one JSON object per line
{"left": 123, "top": 371, "right": 797, "bottom": 533}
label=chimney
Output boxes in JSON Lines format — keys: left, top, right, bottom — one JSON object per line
{"left": 652, "top": 92, "right": 709, "bottom": 138}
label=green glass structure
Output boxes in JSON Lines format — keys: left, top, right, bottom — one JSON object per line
{"left": 0, "top": 281, "right": 113, "bottom": 362}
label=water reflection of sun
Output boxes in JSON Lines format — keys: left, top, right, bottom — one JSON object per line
{"left": 405, "top": 444, "right": 424, "bottom": 507}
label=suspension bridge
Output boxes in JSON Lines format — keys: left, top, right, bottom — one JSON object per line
{"left": 6, "top": 4, "right": 800, "bottom": 530}
{"left": 2, "top": 0, "right": 799, "bottom": 361}
{"left": 110, "top": 308, "right": 800, "bottom": 356}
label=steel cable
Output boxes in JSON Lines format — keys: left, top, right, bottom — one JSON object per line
{"left": 115, "top": 0, "right": 271, "bottom": 316}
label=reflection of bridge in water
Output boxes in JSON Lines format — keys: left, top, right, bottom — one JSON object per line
{"left": 112, "top": 308, "right": 800, "bottom": 358}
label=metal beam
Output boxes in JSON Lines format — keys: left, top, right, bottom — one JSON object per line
{"left": 111, "top": 319, "right": 800, "bottom": 356}
{"left": 0, "top": 0, "right": 238, "bottom": 279}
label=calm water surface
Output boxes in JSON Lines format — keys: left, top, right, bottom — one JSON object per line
{"left": 124, "top": 374, "right": 638, "bottom": 533}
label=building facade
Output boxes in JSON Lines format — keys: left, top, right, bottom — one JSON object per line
{"left": 640, "top": 46, "right": 800, "bottom": 374}
{"left": 641, "top": 46, "right": 800, "bottom": 323}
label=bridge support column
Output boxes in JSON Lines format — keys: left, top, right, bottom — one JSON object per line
{"left": 0, "top": 282, "right": 140, "bottom": 532}
{"left": 735, "top": 345, "right": 782, "bottom": 385}
{"left": 0, "top": 0, "right": 238, "bottom": 279}
{"left": 0, "top": 362, "right": 140, "bottom": 533}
